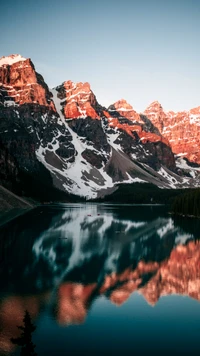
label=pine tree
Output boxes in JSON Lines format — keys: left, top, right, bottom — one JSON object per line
{"left": 11, "top": 310, "right": 37, "bottom": 356}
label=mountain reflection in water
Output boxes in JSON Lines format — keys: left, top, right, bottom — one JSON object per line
{"left": 0, "top": 204, "right": 200, "bottom": 355}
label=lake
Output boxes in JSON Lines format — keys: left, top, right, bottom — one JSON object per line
{"left": 0, "top": 204, "right": 200, "bottom": 355}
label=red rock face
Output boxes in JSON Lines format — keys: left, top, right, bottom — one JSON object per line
{"left": 0, "top": 54, "right": 55, "bottom": 110}
{"left": 58, "top": 85, "right": 170, "bottom": 147}
{"left": 144, "top": 101, "right": 168, "bottom": 132}
{"left": 107, "top": 99, "right": 170, "bottom": 147}
{"left": 57, "top": 80, "right": 100, "bottom": 119}
{"left": 107, "top": 116, "right": 170, "bottom": 145}
{"left": 110, "top": 99, "right": 142, "bottom": 123}
{"left": 55, "top": 81, "right": 173, "bottom": 159}
{"left": 144, "top": 101, "right": 200, "bottom": 164}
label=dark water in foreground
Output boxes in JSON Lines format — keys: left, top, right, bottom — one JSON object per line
{"left": 0, "top": 204, "right": 200, "bottom": 356}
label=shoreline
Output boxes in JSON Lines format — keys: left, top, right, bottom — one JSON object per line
{"left": 169, "top": 212, "right": 200, "bottom": 219}
{"left": 0, "top": 207, "right": 35, "bottom": 228}
{"left": 0, "top": 184, "right": 37, "bottom": 228}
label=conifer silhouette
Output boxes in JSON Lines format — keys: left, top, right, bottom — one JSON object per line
{"left": 11, "top": 310, "right": 37, "bottom": 356}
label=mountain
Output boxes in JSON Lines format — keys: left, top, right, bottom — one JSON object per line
{"left": 144, "top": 101, "right": 200, "bottom": 170}
{"left": 0, "top": 55, "right": 89, "bottom": 201}
{"left": 0, "top": 54, "right": 199, "bottom": 200}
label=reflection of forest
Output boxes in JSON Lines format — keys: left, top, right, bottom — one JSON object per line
{"left": 0, "top": 205, "right": 200, "bottom": 354}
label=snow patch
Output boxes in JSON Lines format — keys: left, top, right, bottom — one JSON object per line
{"left": 157, "top": 167, "right": 178, "bottom": 188}
{"left": 35, "top": 88, "right": 116, "bottom": 199}
{"left": 0, "top": 54, "right": 26, "bottom": 66}
{"left": 4, "top": 100, "right": 17, "bottom": 107}
{"left": 190, "top": 114, "right": 200, "bottom": 125}
{"left": 176, "top": 158, "right": 200, "bottom": 171}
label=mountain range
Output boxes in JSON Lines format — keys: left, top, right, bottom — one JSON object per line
{"left": 0, "top": 54, "right": 200, "bottom": 200}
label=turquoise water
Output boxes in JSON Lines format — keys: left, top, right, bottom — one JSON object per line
{"left": 0, "top": 204, "right": 200, "bottom": 355}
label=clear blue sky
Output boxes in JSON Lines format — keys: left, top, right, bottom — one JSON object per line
{"left": 0, "top": 0, "right": 200, "bottom": 112}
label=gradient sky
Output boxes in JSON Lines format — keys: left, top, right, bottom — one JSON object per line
{"left": 0, "top": 0, "right": 200, "bottom": 112}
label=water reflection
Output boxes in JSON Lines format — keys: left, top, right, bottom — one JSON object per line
{"left": 0, "top": 204, "right": 200, "bottom": 354}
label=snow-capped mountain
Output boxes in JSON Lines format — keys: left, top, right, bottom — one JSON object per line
{"left": 0, "top": 54, "right": 199, "bottom": 200}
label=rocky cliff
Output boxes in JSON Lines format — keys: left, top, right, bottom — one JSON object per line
{"left": 144, "top": 101, "right": 200, "bottom": 166}
{"left": 0, "top": 55, "right": 76, "bottom": 200}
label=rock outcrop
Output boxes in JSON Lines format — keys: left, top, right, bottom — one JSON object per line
{"left": 106, "top": 99, "right": 176, "bottom": 172}
{"left": 0, "top": 55, "right": 74, "bottom": 200}
{"left": 56, "top": 80, "right": 101, "bottom": 119}
{"left": 0, "top": 54, "right": 55, "bottom": 109}
{"left": 108, "top": 99, "right": 142, "bottom": 122}
{"left": 144, "top": 101, "right": 200, "bottom": 165}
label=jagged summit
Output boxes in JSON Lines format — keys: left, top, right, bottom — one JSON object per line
{"left": 144, "top": 101, "right": 200, "bottom": 164}
{"left": 63, "top": 80, "right": 92, "bottom": 95}
{"left": 108, "top": 98, "right": 142, "bottom": 123}
{"left": 109, "top": 99, "right": 134, "bottom": 111}
{"left": 144, "top": 100, "right": 164, "bottom": 112}
{"left": 54, "top": 80, "right": 101, "bottom": 119}
{"left": 54, "top": 80, "right": 91, "bottom": 91}
{"left": 0, "top": 54, "right": 27, "bottom": 66}
{"left": 189, "top": 106, "right": 200, "bottom": 115}
{"left": 0, "top": 54, "right": 55, "bottom": 108}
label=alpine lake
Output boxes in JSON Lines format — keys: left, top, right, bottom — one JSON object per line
{"left": 0, "top": 204, "right": 200, "bottom": 356}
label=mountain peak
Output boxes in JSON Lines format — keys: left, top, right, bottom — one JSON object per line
{"left": 55, "top": 80, "right": 100, "bottom": 119}
{"left": 0, "top": 54, "right": 54, "bottom": 108}
{"left": 143, "top": 101, "right": 167, "bottom": 136}
{"left": 108, "top": 98, "right": 141, "bottom": 123}
{"left": 63, "top": 80, "right": 91, "bottom": 93}
{"left": 189, "top": 106, "right": 200, "bottom": 115}
{"left": 111, "top": 99, "right": 133, "bottom": 111}
{"left": 145, "top": 101, "right": 163, "bottom": 112}
{"left": 0, "top": 54, "right": 27, "bottom": 66}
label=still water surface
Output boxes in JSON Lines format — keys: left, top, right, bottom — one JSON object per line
{"left": 0, "top": 204, "right": 200, "bottom": 355}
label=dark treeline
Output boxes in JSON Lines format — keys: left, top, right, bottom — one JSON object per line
{"left": 94, "top": 183, "right": 191, "bottom": 205}
{"left": 171, "top": 189, "right": 200, "bottom": 218}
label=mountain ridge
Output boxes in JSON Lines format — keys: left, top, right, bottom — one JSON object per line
{"left": 0, "top": 54, "right": 200, "bottom": 200}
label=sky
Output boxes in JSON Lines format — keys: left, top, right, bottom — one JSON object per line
{"left": 0, "top": 0, "right": 200, "bottom": 112}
